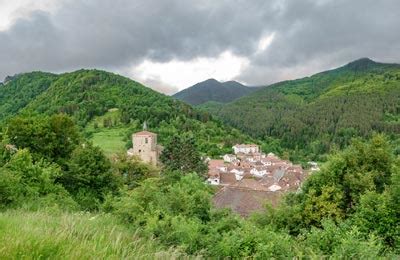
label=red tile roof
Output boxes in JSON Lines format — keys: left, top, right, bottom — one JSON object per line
{"left": 208, "top": 160, "right": 225, "bottom": 168}
{"left": 219, "top": 172, "right": 238, "bottom": 185}
{"left": 133, "top": 131, "right": 156, "bottom": 136}
{"left": 213, "top": 187, "right": 283, "bottom": 216}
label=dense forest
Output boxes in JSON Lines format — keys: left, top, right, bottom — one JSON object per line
{"left": 202, "top": 58, "right": 400, "bottom": 161}
{"left": 0, "top": 70, "right": 256, "bottom": 157}
{"left": 0, "top": 67, "right": 399, "bottom": 258}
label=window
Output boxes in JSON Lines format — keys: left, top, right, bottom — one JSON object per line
{"left": 139, "top": 149, "right": 141, "bottom": 153}
{"left": 145, "top": 138, "right": 148, "bottom": 144}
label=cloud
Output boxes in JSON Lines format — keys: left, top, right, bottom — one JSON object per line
{"left": 237, "top": 0, "right": 400, "bottom": 85}
{"left": 0, "top": 0, "right": 399, "bottom": 92}
{"left": 130, "top": 51, "right": 250, "bottom": 93}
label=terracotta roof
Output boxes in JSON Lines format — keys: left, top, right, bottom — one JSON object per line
{"left": 208, "top": 160, "right": 225, "bottom": 168}
{"left": 133, "top": 131, "right": 156, "bottom": 136}
{"left": 213, "top": 187, "right": 283, "bottom": 216}
{"left": 208, "top": 170, "right": 220, "bottom": 178}
{"left": 233, "top": 179, "right": 268, "bottom": 191}
{"left": 219, "top": 172, "right": 238, "bottom": 185}
{"left": 259, "top": 175, "right": 276, "bottom": 187}
{"left": 233, "top": 144, "right": 259, "bottom": 148}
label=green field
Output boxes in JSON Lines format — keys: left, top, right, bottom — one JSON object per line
{"left": 90, "top": 127, "right": 128, "bottom": 157}
{"left": 0, "top": 210, "right": 186, "bottom": 259}
{"left": 85, "top": 109, "right": 138, "bottom": 157}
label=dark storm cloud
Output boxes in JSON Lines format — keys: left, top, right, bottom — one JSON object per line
{"left": 0, "top": 0, "right": 273, "bottom": 79}
{"left": 237, "top": 0, "right": 400, "bottom": 84}
{"left": 1, "top": 0, "right": 400, "bottom": 90}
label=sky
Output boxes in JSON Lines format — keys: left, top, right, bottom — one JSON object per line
{"left": 0, "top": 0, "right": 399, "bottom": 94}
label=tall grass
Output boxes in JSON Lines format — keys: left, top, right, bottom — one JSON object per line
{"left": 0, "top": 210, "right": 192, "bottom": 259}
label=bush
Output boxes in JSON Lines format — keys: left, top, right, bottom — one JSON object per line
{"left": 0, "top": 149, "right": 75, "bottom": 210}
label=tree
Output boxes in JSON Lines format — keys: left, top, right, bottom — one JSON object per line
{"left": 113, "top": 154, "right": 159, "bottom": 189}
{"left": 6, "top": 114, "right": 80, "bottom": 164}
{"left": 60, "top": 143, "right": 121, "bottom": 209}
{"left": 0, "top": 149, "right": 75, "bottom": 209}
{"left": 160, "top": 134, "right": 207, "bottom": 176}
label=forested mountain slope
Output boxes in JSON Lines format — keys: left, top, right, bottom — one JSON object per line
{"left": 173, "top": 78, "right": 259, "bottom": 105}
{"left": 0, "top": 69, "right": 254, "bottom": 156}
{"left": 0, "top": 72, "right": 57, "bottom": 120}
{"left": 207, "top": 58, "right": 400, "bottom": 157}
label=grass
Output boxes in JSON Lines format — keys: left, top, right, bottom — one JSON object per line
{"left": 90, "top": 127, "right": 128, "bottom": 157}
{"left": 85, "top": 109, "right": 137, "bottom": 157}
{"left": 0, "top": 210, "right": 190, "bottom": 259}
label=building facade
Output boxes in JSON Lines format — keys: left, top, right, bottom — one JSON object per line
{"left": 232, "top": 144, "right": 260, "bottom": 154}
{"left": 127, "top": 130, "right": 163, "bottom": 166}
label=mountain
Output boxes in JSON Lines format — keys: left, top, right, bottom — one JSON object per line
{"left": 205, "top": 58, "right": 400, "bottom": 158}
{"left": 173, "top": 78, "right": 259, "bottom": 105}
{"left": 0, "top": 72, "right": 57, "bottom": 120}
{"left": 0, "top": 69, "right": 255, "bottom": 156}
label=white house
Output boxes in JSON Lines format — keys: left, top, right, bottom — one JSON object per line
{"left": 207, "top": 175, "right": 220, "bottom": 185}
{"left": 234, "top": 172, "right": 244, "bottom": 181}
{"left": 230, "top": 168, "right": 244, "bottom": 181}
{"left": 250, "top": 167, "right": 267, "bottom": 177}
{"left": 261, "top": 160, "right": 272, "bottom": 166}
{"left": 232, "top": 144, "right": 260, "bottom": 155}
{"left": 223, "top": 154, "right": 237, "bottom": 163}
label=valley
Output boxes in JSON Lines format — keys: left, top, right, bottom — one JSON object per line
{"left": 0, "top": 59, "right": 399, "bottom": 258}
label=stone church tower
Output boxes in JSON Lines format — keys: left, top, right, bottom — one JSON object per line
{"left": 127, "top": 124, "right": 162, "bottom": 165}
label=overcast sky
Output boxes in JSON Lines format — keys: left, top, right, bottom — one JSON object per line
{"left": 0, "top": 0, "right": 399, "bottom": 94}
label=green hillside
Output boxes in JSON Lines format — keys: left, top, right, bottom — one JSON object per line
{"left": 207, "top": 58, "right": 400, "bottom": 159}
{"left": 1, "top": 66, "right": 399, "bottom": 258}
{"left": 0, "top": 69, "right": 255, "bottom": 157}
{"left": 0, "top": 72, "right": 56, "bottom": 120}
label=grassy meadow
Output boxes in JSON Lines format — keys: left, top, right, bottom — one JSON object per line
{"left": 90, "top": 127, "right": 128, "bottom": 157}
{"left": 0, "top": 210, "right": 189, "bottom": 259}
{"left": 85, "top": 109, "right": 136, "bottom": 157}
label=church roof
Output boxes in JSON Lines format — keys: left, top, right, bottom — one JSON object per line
{"left": 133, "top": 130, "right": 156, "bottom": 136}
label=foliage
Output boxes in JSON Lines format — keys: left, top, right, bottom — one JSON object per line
{"left": 6, "top": 114, "right": 80, "bottom": 164}
{"left": 59, "top": 143, "right": 121, "bottom": 210}
{"left": 253, "top": 135, "right": 399, "bottom": 253}
{"left": 0, "top": 72, "right": 56, "bottom": 120}
{"left": 112, "top": 153, "right": 159, "bottom": 189}
{"left": 206, "top": 58, "right": 400, "bottom": 161}
{"left": 0, "top": 69, "right": 259, "bottom": 159}
{"left": 0, "top": 66, "right": 399, "bottom": 258}
{"left": 160, "top": 134, "right": 208, "bottom": 176}
{"left": 0, "top": 149, "right": 76, "bottom": 210}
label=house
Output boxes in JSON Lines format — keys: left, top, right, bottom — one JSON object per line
{"left": 223, "top": 154, "right": 236, "bottom": 163}
{"left": 127, "top": 130, "right": 163, "bottom": 166}
{"left": 230, "top": 168, "right": 244, "bottom": 181}
{"left": 213, "top": 186, "right": 283, "bottom": 217}
{"left": 207, "top": 171, "right": 220, "bottom": 185}
{"left": 207, "top": 145, "right": 308, "bottom": 216}
{"left": 219, "top": 171, "right": 238, "bottom": 185}
{"left": 250, "top": 167, "right": 267, "bottom": 177}
{"left": 232, "top": 144, "right": 260, "bottom": 155}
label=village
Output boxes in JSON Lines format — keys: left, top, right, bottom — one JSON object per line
{"left": 127, "top": 128, "right": 314, "bottom": 216}
{"left": 207, "top": 144, "right": 312, "bottom": 216}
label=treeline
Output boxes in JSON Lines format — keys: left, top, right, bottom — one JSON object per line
{"left": 209, "top": 59, "right": 400, "bottom": 161}
{"left": 0, "top": 70, "right": 214, "bottom": 128}
{"left": 1, "top": 70, "right": 254, "bottom": 157}
{"left": 1, "top": 114, "right": 399, "bottom": 258}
